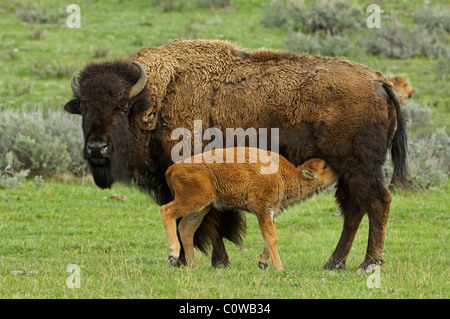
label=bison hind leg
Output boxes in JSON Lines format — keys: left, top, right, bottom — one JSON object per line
{"left": 184, "top": 208, "right": 246, "bottom": 268}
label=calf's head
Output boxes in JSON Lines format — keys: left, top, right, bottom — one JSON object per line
{"left": 300, "top": 158, "right": 339, "bottom": 189}
{"left": 64, "top": 61, "right": 151, "bottom": 188}
{"left": 388, "top": 76, "right": 414, "bottom": 98}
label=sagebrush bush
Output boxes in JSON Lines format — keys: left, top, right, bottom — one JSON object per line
{"left": 261, "top": 0, "right": 296, "bottom": 28}
{"left": 407, "top": 129, "right": 449, "bottom": 190}
{"left": 435, "top": 55, "right": 450, "bottom": 79}
{"left": 362, "top": 21, "right": 449, "bottom": 59}
{"left": 0, "top": 152, "right": 30, "bottom": 189}
{"left": 150, "top": 0, "right": 230, "bottom": 12}
{"left": 263, "top": 0, "right": 363, "bottom": 35}
{"left": 382, "top": 129, "right": 449, "bottom": 190}
{"left": 382, "top": 100, "right": 449, "bottom": 190}
{"left": 402, "top": 100, "right": 434, "bottom": 136}
{"left": 413, "top": 9, "right": 450, "bottom": 33}
{"left": 285, "top": 32, "right": 360, "bottom": 57}
{"left": 0, "top": 168, "right": 29, "bottom": 189}
{"left": 303, "top": 0, "right": 363, "bottom": 35}
{"left": 17, "top": 3, "right": 67, "bottom": 25}
{"left": 0, "top": 108, "right": 86, "bottom": 177}
{"left": 30, "top": 59, "right": 79, "bottom": 79}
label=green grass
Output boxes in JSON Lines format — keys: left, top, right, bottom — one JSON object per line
{"left": 0, "top": 180, "right": 448, "bottom": 298}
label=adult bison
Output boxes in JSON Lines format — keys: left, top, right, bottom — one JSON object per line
{"left": 64, "top": 39, "right": 407, "bottom": 271}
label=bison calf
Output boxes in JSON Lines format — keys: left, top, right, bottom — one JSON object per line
{"left": 388, "top": 76, "right": 414, "bottom": 98}
{"left": 160, "top": 147, "right": 338, "bottom": 270}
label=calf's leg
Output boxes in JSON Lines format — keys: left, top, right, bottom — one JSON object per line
{"left": 178, "top": 205, "right": 211, "bottom": 267}
{"left": 257, "top": 213, "right": 283, "bottom": 271}
{"left": 258, "top": 242, "right": 270, "bottom": 270}
{"left": 160, "top": 202, "right": 183, "bottom": 266}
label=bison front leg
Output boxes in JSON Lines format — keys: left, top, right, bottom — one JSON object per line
{"left": 324, "top": 178, "right": 364, "bottom": 270}
{"left": 324, "top": 177, "right": 391, "bottom": 272}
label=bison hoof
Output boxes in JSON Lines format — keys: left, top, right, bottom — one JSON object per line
{"left": 211, "top": 256, "right": 230, "bottom": 268}
{"left": 258, "top": 261, "right": 268, "bottom": 270}
{"left": 323, "top": 259, "right": 346, "bottom": 270}
{"left": 357, "top": 259, "right": 385, "bottom": 273}
{"left": 212, "top": 261, "right": 230, "bottom": 269}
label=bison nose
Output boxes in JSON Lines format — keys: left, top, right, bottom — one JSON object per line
{"left": 86, "top": 140, "right": 111, "bottom": 159}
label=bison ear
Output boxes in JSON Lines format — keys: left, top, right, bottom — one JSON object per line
{"left": 64, "top": 99, "right": 81, "bottom": 114}
{"left": 130, "top": 98, "right": 152, "bottom": 115}
{"left": 302, "top": 169, "right": 315, "bottom": 179}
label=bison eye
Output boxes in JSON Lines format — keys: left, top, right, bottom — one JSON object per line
{"left": 122, "top": 105, "right": 129, "bottom": 113}
{"left": 323, "top": 163, "right": 328, "bottom": 169}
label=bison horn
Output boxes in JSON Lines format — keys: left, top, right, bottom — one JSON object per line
{"left": 70, "top": 74, "right": 81, "bottom": 97}
{"left": 129, "top": 61, "right": 147, "bottom": 98}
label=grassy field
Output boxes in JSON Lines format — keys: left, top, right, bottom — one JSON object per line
{"left": 0, "top": 0, "right": 449, "bottom": 299}
{"left": 0, "top": 180, "right": 448, "bottom": 298}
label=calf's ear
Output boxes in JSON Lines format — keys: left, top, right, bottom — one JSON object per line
{"left": 64, "top": 99, "right": 81, "bottom": 114}
{"left": 302, "top": 169, "right": 315, "bottom": 179}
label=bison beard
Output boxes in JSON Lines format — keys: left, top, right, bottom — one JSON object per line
{"left": 90, "top": 163, "right": 115, "bottom": 189}
{"left": 65, "top": 40, "right": 408, "bottom": 271}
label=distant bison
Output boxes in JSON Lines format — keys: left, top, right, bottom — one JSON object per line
{"left": 388, "top": 76, "right": 414, "bottom": 98}
{"left": 65, "top": 39, "right": 407, "bottom": 271}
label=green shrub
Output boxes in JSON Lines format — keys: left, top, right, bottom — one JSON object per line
{"left": 0, "top": 152, "right": 29, "bottom": 189}
{"left": 435, "top": 55, "right": 450, "bottom": 79}
{"left": 383, "top": 100, "right": 449, "bottom": 190}
{"left": 261, "top": 0, "right": 296, "bottom": 28}
{"left": 0, "top": 169, "right": 29, "bottom": 189}
{"left": 362, "top": 22, "right": 449, "bottom": 59}
{"left": 402, "top": 100, "right": 434, "bottom": 136}
{"left": 16, "top": 3, "right": 67, "bottom": 25}
{"left": 0, "top": 108, "right": 86, "bottom": 177}
{"left": 302, "top": 1, "right": 363, "bottom": 35}
{"left": 150, "top": 0, "right": 230, "bottom": 12}
{"left": 413, "top": 9, "right": 450, "bottom": 33}
{"left": 407, "top": 129, "right": 449, "bottom": 190}
{"left": 30, "top": 60, "right": 79, "bottom": 79}
{"left": 263, "top": 0, "right": 363, "bottom": 35}
{"left": 383, "top": 129, "right": 449, "bottom": 191}
{"left": 285, "top": 32, "right": 360, "bottom": 57}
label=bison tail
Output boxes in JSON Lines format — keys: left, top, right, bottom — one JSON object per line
{"left": 193, "top": 208, "right": 246, "bottom": 255}
{"left": 384, "top": 83, "right": 408, "bottom": 188}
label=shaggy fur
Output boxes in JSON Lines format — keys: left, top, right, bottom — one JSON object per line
{"left": 161, "top": 148, "right": 339, "bottom": 270}
{"left": 65, "top": 39, "right": 408, "bottom": 271}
